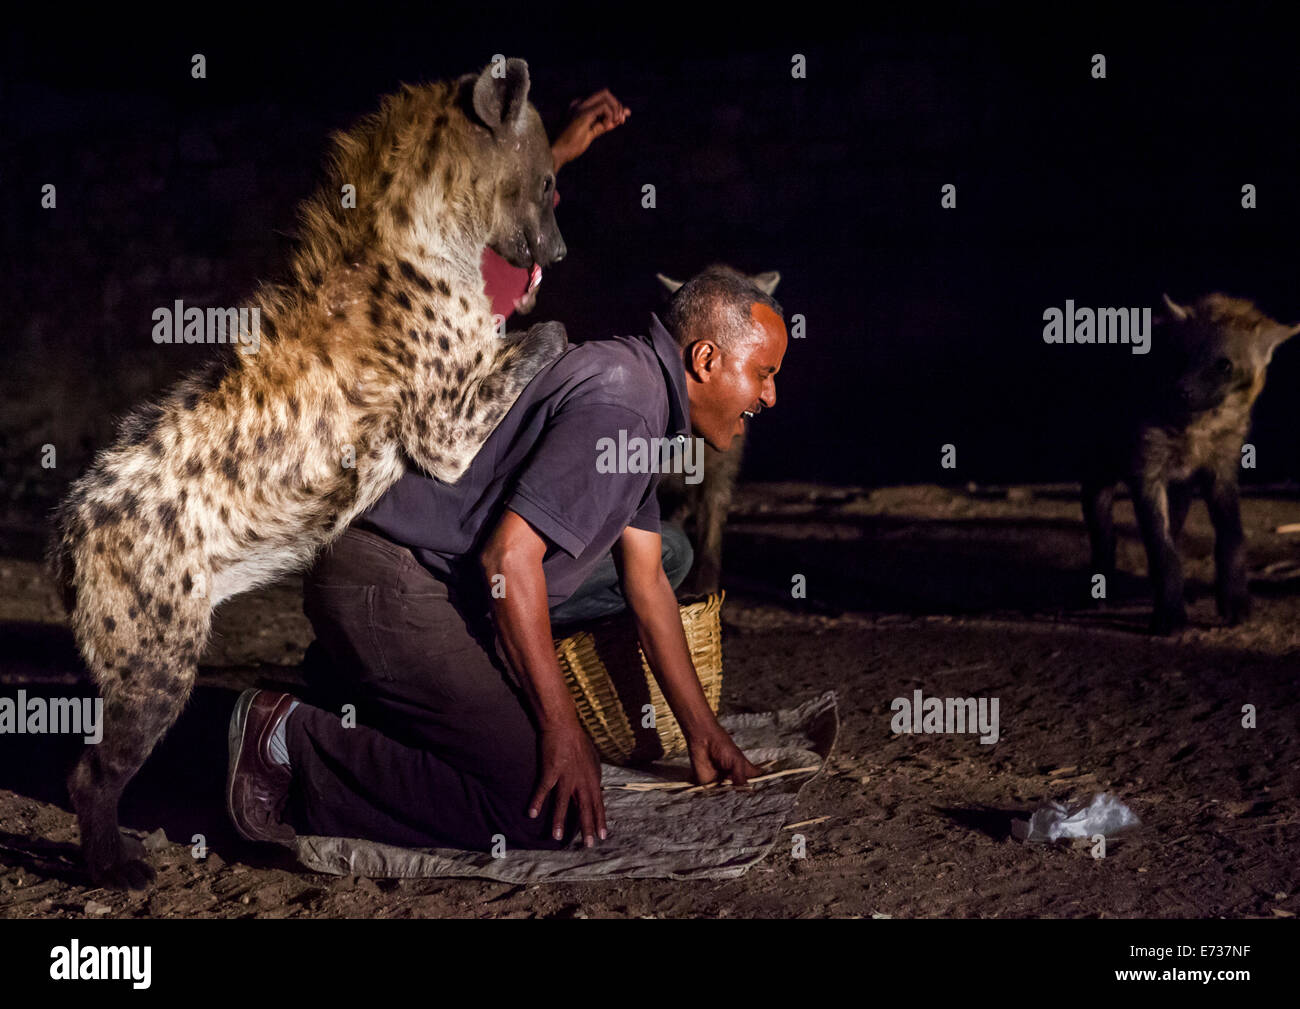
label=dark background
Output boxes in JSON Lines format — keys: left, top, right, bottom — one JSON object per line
{"left": 5, "top": 3, "right": 1300, "bottom": 524}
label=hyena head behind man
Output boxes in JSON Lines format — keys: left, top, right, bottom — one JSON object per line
{"left": 1082, "top": 292, "right": 1298, "bottom": 634}
{"left": 49, "top": 57, "right": 567, "bottom": 891}
{"left": 655, "top": 265, "right": 782, "bottom": 596}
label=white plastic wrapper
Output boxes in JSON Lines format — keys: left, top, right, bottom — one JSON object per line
{"left": 1011, "top": 792, "right": 1140, "bottom": 842}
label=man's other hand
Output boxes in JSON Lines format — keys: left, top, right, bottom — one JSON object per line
{"left": 687, "top": 725, "right": 763, "bottom": 788}
{"left": 551, "top": 89, "right": 629, "bottom": 171}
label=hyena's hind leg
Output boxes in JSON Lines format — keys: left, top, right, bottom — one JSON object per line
{"left": 1129, "top": 478, "right": 1187, "bottom": 634}
{"left": 1167, "top": 480, "right": 1194, "bottom": 542}
{"left": 1203, "top": 467, "right": 1250, "bottom": 625}
{"left": 1081, "top": 479, "right": 1118, "bottom": 580}
{"left": 67, "top": 582, "right": 209, "bottom": 890}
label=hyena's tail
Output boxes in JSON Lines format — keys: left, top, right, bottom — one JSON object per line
{"left": 47, "top": 488, "right": 85, "bottom": 617}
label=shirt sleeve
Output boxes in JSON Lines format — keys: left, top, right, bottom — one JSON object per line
{"left": 628, "top": 477, "right": 661, "bottom": 534}
{"left": 506, "top": 403, "right": 656, "bottom": 558}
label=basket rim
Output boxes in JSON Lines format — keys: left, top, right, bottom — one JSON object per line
{"left": 551, "top": 589, "right": 725, "bottom": 645}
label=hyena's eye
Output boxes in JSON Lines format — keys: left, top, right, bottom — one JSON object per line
{"left": 1214, "top": 356, "right": 1233, "bottom": 375}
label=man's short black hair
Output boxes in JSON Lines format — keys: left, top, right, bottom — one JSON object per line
{"left": 663, "top": 265, "right": 784, "bottom": 352}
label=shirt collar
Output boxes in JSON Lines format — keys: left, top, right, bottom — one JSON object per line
{"left": 646, "top": 312, "right": 690, "bottom": 439}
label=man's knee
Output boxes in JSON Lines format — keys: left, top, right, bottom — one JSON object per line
{"left": 660, "top": 521, "right": 694, "bottom": 590}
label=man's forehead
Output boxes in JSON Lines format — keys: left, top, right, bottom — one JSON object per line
{"left": 750, "top": 301, "right": 784, "bottom": 334}
{"left": 748, "top": 302, "right": 788, "bottom": 360}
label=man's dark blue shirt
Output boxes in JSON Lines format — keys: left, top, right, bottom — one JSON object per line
{"left": 358, "top": 313, "right": 691, "bottom": 609}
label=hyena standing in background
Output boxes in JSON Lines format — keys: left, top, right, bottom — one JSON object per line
{"left": 1082, "top": 293, "right": 1298, "bottom": 634}
{"left": 656, "top": 266, "right": 781, "bottom": 595}
{"left": 48, "top": 57, "right": 568, "bottom": 889}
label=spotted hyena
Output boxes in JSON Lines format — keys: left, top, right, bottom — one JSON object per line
{"left": 48, "top": 57, "right": 568, "bottom": 889}
{"left": 655, "top": 266, "right": 781, "bottom": 595}
{"left": 1082, "top": 293, "right": 1297, "bottom": 633}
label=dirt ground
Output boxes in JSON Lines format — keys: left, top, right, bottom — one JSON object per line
{"left": 1, "top": 482, "right": 1297, "bottom": 919}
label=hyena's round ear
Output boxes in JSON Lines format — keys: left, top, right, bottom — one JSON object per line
{"left": 472, "top": 57, "right": 531, "bottom": 136}
{"left": 1272, "top": 321, "right": 1300, "bottom": 348}
{"left": 656, "top": 272, "right": 684, "bottom": 293}
{"left": 1257, "top": 321, "right": 1300, "bottom": 363}
{"left": 751, "top": 270, "right": 781, "bottom": 295}
{"left": 1161, "top": 292, "right": 1192, "bottom": 322}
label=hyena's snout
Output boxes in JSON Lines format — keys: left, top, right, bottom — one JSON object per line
{"left": 1174, "top": 370, "right": 1231, "bottom": 414}
{"left": 499, "top": 217, "right": 565, "bottom": 270}
{"left": 1161, "top": 348, "right": 1233, "bottom": 415}
{"left": 532, "top": 218, "right": 566, "bottom": 267}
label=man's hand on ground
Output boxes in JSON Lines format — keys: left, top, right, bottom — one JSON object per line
{"left": 551, "top": 89, "right": 629, "bottom": 171}
{"left": 687, "top": 724, "right": 763, "bottom": 788}
{"left": 530, "top": 721, "right": 607, "bottom": 847}
{"left": 615, "top": 526, "right": 761, "bottom": 790}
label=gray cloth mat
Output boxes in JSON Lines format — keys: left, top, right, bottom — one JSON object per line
{"left": 293, "top": 691, "right": 838, "bottom": 882}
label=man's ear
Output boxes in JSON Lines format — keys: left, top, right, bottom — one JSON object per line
{"left": 751, "top": 270, "right": 781, "bottom": 295}
{"left": 656, "top": 272, "right": 684, "bottom": 293}
{"left": 685, "top": 338, "right": 719, "bottom": 381}
{"left": 472, "top": 57, "right": 530, "bottom": 136}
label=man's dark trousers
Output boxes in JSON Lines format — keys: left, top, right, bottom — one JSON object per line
{"left": 283, "top": 523, "right": 694, "bottom": 851}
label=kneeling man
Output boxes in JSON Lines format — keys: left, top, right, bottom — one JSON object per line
{"left": 227, "top": 266, "right": 787, "bottom": 852}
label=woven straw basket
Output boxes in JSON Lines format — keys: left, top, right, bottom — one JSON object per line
{"left": 553, "top": 592, "right": 724, "bottom": 765}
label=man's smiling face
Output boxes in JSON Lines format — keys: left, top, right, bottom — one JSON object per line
{"left": 685, "top": 302, "right": 788, "bottom": 452}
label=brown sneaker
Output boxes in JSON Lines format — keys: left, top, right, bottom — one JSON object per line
{"left": 226, "top": 689, "right": 298, "bottom": 846}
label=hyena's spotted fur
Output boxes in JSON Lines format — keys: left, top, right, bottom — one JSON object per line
{"left": 655, "top": 267, "right": 780, "bottom": 595}
{"left": 1082, "top": 293, "right": 1298, "bottom": 633}
{"left": 48, "top": 57, "right": 567, "bottom": 889}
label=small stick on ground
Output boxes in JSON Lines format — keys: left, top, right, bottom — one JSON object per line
{"left": 783, "top": 815, "right": 832, "bottom": 830}
{"left": 613, "top": 763, "right": 820, "bottom": 792}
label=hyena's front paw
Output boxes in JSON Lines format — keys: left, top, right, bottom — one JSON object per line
{"left": 1217, "top": 587, "right": 1252, "bottom": 626}
{"left": 88, "top": 833, "right": 156, "bottom": 891}
{"left": 519, "top": 320, "right": 567, "bottom": 368}
{"left": 1149, "top": 602, "right": 1188, "bottom": 636}
{"left": 494, "top": 321, "right": 568, "bottom": 400}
